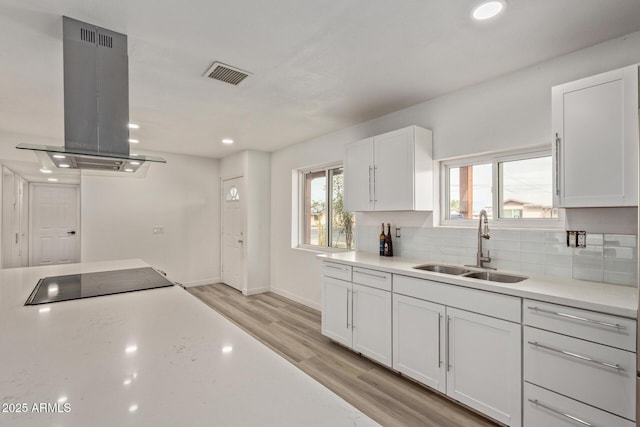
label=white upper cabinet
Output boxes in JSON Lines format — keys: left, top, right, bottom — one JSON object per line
{"left": 344, "top": 126, "right": 433, "bottom": 211}
{"left": 552, "top": 65, "right": 639, "bottom": 207}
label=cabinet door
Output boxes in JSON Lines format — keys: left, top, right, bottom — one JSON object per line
{"left": 552, "top": 65, "right": 639, "bottom": 207}
{"left": 321, "top": 277, "right": 352, "bottom": 347}
{"left": 393, "top": 294, "right": 446, "bottom": 392}
{"left": 374, "top": 127, "right": 415, "bottom": 211}
{"left": 352, "top": 284, "right": 392, "bottom": 367}
{"left": 344, "top": 137, "right": 374, "bottom": 212}
{"left": 446, "top": 308, "right": 521, "bottom": 427}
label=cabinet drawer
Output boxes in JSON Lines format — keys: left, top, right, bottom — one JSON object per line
{"left": 524, "top": 327, "right": 635, "bottom": 419}
{"left": 353, "top": 267, "right": 392, "bottom": 291}
{"left": 524, "top": 299, "right": 636, "bottom": 351}
{"left": 321, "top": 261, "right": 352, "bottom": 281}
{"left": 524, "top": 382, "right": 634, "bottom": 427}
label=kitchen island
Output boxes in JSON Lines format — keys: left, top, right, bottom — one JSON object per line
{"left": 0, "top": 259, "right": 377, "bottom": 427}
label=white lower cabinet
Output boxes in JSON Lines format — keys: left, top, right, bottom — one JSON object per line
{"left": 352, "top": 283, "right": 392, "bottom": 367}
{"left": 393, "top": 294, "right": 446, "bottom": 392}
{"left": 524, "top": 382, "right": 635, "bottom": 427}
{"left": 321, "top": 276, "right": 352, "bottom": 347}
{"left": 321, "top": 265, "right": 392, "bottom": 367}
{"left": 392, "top": 292, "right": 521, "bottom": 427}
{"left": 447, "top": 308, "right": 521, "bottom": 426}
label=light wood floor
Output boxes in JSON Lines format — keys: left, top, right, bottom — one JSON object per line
{"left": 187, "top": 283, "right": 500, "bottom": 427}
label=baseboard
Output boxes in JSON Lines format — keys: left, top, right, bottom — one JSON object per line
{"left": 270, "top": 287, "right": 321, "bottom": 311}
{"left": 181, "top": 277, "right": 220, "bottom": 288}
{"left": 244, "top": 287, "right": 270, "bottom": 296}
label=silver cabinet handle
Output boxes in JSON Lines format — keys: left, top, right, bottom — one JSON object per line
{"left": 325, "top": 264, "right": 349, "bottom": 272}
{"left": 373, "top": 166, "right": 377, "bottom": 202}
{"left": 368, "top": 166, "right": 373, "bottom": 203}
{"left": 554, "top": 133, "right": 561, "bottom": 196}
{"left": 528, "top": 399, "right": 593, "bottom": 426}
{"left": 527, "top": 341, "right": 626, "bottom": 372}
{"left": 446, "top": 315, "right": 451, "bottom": 371}
{"left": 346, "top": 289, "right": 351, "bottom": 328}
{"left": 527, "top": 306, "right": 626, "bottom": 330}
{"left": 354, "top": 270, "right": 388, "bottom": 280}
{"left": 351, "top": 290, "right": 356, "bottom": 329}
{"left": 438, "top": 314, "right": 442, "bottom": 368}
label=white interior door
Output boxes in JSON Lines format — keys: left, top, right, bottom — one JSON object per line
{"left": 30, "top": 183, "right": 80, "bottom": 266}
{"left": 222, "top": 177, "right": 244, "bottom": 291}
{"left": 2, "top": 168, "right": 29, "bottom": 269}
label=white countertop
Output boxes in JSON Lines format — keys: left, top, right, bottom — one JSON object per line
{"left": 0, "top": 259, "right": 377, "bottom": 427}
{"left": 319, "top": 252, "right": 638, "bottom": 319}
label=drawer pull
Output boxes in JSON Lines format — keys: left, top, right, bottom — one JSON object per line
{"left": 527, "top": 306, "right": 626, "bottom": 331}
{"left": 528, "top": 399, "right": 593, "bottom": 426}
{"left": 527, "top": 341, "right": 626, "bottom": 372}
{"left": 355, "top": 270, "right": 388, "bottom": 280}
{"left": 324, "top": 264, "right": 349, "bottom": 272}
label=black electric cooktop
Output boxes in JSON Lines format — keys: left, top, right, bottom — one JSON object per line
{"left": 25, "top": 267, "right": 174, "bottom": 306}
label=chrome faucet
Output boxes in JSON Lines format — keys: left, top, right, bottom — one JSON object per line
{"left": 468, "top": 209, "right": 495, "bottom": 269}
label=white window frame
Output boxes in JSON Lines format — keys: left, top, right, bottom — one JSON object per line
{"left": 297, "top": 163, "right": 353, "bottom": 253}
{"left": 440, "top": 146, "right": 564, "bottom": 229}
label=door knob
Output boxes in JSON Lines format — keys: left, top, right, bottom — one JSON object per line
{"left": 237, "top": 239, "right": 243, "bottom": 243}
{"left": 67, "top": 231, "right": 76, "bottom": 235}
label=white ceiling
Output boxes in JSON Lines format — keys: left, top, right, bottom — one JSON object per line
{"left": 1, "top": 0, "right": 640, "bottom": 159}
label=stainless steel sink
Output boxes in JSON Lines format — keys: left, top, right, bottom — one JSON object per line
{"left": 462, "top": 271, "right": 527, "bottom": 283}
{"left": 412, "top": 264, "right": 471, "bottom": 275}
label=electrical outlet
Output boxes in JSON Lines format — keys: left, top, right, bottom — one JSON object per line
{"left": 395, "top": 227, "right": 401, "bottom": 238}
{"left": 576, "top": 231, "right": 587, "bottom": 248}
{"left": 566, "top": 230, "right": 587, "bottom": 248}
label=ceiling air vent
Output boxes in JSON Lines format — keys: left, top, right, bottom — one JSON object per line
{"left": 203, "top": 62, "right": 252, "bottom": 86}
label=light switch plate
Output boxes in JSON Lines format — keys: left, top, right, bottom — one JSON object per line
{"left": 395, "top": 227, "right": 401, "bottom": 238}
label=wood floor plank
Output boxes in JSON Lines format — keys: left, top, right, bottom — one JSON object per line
{"left": 187, "top": 283, "right": 500, "bottom": 427}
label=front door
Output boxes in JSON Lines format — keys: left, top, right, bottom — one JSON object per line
{"left": 221, "top": 177, "right": 244, "bottom": 292}
{"left": 30, "top": 183, "right": 80, "bottom": 266}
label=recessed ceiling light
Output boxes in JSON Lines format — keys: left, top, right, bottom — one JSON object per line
{"left": 472, "top": 0, "right": 505, "bottom": 21}
{"left": 39, "top": 307, "right": 51, "bottom": 313}
{"left": 130, "top": 161, "right": 140, "bottom": 165}
{"left": 125, "top": 345, "right": 138, "bottom": 354}
{"left": 128, "top": 123, "right": 140, "bottom": 129}
{"left": 125, "top": 168, "right": 134, "bottom": 172}
{"left": 59, "top": 164, "right": 70, "bottom": 168}
{"left": 131, "top": 153, "right": 139, "bottom": 157}
{"left": 40, "top": 168, "right": 52, "bottom": 174}
{"left": 53, "top": 154, "right": 66, "bottom": 159}
{"left": 128, "top": 404, "right": 138, "bottom": 413}
{"left": 222, "top": 345, "right": 233, "bottom": 353}
{"left": 48, "top": 178, "right": 58, "bottom": 182}
{"left": 222, "top": 138, "right": 234, "bottom": 145}
{"left": 128, "top": 139, "right": 139, "bottom": 144}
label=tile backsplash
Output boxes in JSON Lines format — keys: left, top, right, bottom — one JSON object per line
{"left": 356, "top": 226, "right": 638, "bottom": 287}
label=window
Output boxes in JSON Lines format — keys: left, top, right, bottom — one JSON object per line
{"left": 300, "top": 165, "right": 355, "bottom": 250}
{"left": 443, "top": 148, "right": 559, "bottom": 226}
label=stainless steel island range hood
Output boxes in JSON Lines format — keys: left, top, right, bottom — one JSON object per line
{"left": 17, "top": 16, "right": 165, "bottom": 173}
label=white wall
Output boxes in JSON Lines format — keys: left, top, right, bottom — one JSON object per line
{"left": 270, "top": 30, "right": 640, "bottom": 309}
{"left": 81, "top": 151, "right": 220, "bottom": 287}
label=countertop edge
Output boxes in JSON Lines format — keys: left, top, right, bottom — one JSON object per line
{"left": 318, "top": 253, "right": 638, "bottom": 319}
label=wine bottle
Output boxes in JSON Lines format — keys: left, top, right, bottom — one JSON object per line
{"left": 379, "top": 223, "right": 385, "bottom": 256}
{"left": 385, "top": 223, "right": 393, "bottom": 257}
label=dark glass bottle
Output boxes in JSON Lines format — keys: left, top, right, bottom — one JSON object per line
{"left": 384, "top": 223, "right": 393, "bottom": 257}
{"left": 379, "top": 223, "right": 385, "bottom": 256}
